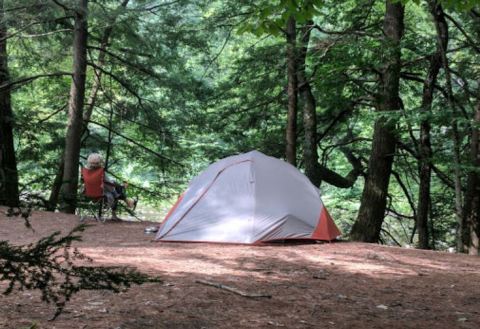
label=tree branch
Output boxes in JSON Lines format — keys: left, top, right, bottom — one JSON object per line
{"left": 51, "top": 0, "right": 70, "bottom": 12}
{"left": 397, "top": 141, "right": 455, "bottom": 189}
{"left": 391, "top": 170, "right": 417, "bottom": 220}
{"left": 0, "top": 72, "right": 72, "bottom": 92}
{"left": 87, "top": 120, "right": 184, "bottom": 166}
{"left": 86, "top": 46, "right": 160, "bottom": 79}
{"left": 444, "top": 12, "right": 480, "bottom": 54}
{"left": 86, "top": 61, "right": 147, "bottom": 108}
{"left": 37, "top": 104, "right": 68, "bottom": 124}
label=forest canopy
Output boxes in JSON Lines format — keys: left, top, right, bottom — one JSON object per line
{"left": 0, "top": 0, "right": 479, "bottom": 255}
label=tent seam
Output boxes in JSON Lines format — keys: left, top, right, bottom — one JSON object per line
{"left": 158, "top": 159, "right": 252, "bottom": 239}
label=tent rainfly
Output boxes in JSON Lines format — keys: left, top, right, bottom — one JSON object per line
{"left": 155, "top": 151, "right": 341, "bottom": 244}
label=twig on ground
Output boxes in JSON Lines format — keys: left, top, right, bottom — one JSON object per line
{"left": 195, "top": 280, "right": 271, "bottom": 298}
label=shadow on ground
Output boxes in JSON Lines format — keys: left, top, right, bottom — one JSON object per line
{"left": 1, "top": 209, "right": 479, "bottom": 329}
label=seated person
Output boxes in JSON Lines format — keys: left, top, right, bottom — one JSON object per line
{"left": 85, "top": 153, "right": 137, "bottom": 220}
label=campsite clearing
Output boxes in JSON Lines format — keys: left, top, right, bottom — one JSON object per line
{"left": 1, "top": 209, "right": 479, "bottom": 329}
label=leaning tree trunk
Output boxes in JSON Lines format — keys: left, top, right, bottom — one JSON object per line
{"left": 350, "top": 0, "right": 404, "bottom": 242}
{"left": 60, "top": 0, "right": 88, "bottom": 213}
{"left": 0, "top": 0, "right": 19, "bottom": 207}
{"left": 285, "top": 16, "right": 298, "bottom": 166}
{"left": 49, "top": 0, "right": 129, "bottom": 211}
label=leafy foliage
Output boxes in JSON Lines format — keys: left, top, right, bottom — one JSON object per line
{"left": 2, "top": 0, "right": 480, "bottom": 249}
{"left": 396, "top": 0, "right": 480, "bottom": 11}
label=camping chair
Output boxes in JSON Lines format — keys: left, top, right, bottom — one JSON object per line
{"left": 78, "top": 166, "right": 113, "bottom": 222}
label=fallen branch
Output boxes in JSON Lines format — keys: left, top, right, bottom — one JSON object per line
{"left": 195, "top": 280, "right": 271, "bottom": 299}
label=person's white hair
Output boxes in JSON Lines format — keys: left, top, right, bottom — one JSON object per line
{"left": 86, "top": 153, "right": 104, "bottom": 169}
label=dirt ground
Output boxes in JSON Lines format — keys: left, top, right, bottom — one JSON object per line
{"left": 1, "top": 208, "right": 480, "bottom": 329}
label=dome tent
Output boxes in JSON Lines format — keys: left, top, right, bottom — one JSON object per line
{"left": 156, "top": 151, "right": 341, "bottom": 244}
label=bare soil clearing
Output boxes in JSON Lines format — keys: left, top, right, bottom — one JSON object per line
{"left": 1, "top": 208, "right": 479, "bottom": 329}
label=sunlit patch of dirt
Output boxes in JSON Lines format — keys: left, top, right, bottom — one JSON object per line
{"left": 1, "top": 207, "right": 480, "bottom": 329}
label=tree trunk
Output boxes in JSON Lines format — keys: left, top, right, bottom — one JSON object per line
{"left": 428, "top": 1, "right": 464, "bottom": 252}
{"left": 463, "top": 10, "right": 480, "bottom": 256}
{"left": 297, "top": 22, "right": 319, "bottom": 183}
{"left": 47, "top": 157, "right": 64, "bottom": 211}
{"left": 416, "top": 1, "right": 452, "bottom": 250}
{"left": 416, "top": 1, "right": 448, "bottom": 249}
{"left": 463, "top": 101, "right": 480, "bottom": 255}
{"left": 49, "top": 0, "right": 129, "bottom": 211}
{"left": 285, "top": 16, "right": 298, "bottom": 166}
{"left": 60, "top": 0, "right": 88, "bottom": 213}
{"left": 416, "top": 53, "right": 437, "bottom": 249}
{"left": 297, "top": 23, "right": 362, "bottom": 188}
{"left": 350, "top": 1, "right": 404, "bottom": 242}
{"left": 0, "top": 0, "right": 19, "bottom": 207}
{"left": 82, "top": 0, "right": 129, "bottom": 124}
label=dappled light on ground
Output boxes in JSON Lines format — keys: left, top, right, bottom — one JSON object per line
{"left": 1, "top": 209, "right": 480, "bottom": 329}
{"left": 78, "top": 245, "right": 428, "bottom": 279}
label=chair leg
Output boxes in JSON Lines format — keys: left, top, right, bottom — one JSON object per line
{"left": 76, "top": 197, "right": 108, "bottom": 223}
{"left": 97, "top": 200, "right": 103, "bottom": 221}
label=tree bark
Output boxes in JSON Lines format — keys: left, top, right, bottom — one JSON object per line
{"left": 462, "top": 11, "right": 480, "bottom": 256}
{"left": 285, "top": 16, "right": 298, "bottom": 166}
{"left": 463, "top": 104, "right": 480, "bottom": 255}
{"left": 416, "top": 131, "right": 431, "bottom": 249}
{"left": 49, "top": 0, "right": 129, "bottom": 211}
{"left": 47, "top": 156, "right": 64, "bottom": 211}
{"left": 60, "top": 0, "right": 88, "bottom": 213}
{"left": 297, "top": 22, "right": 319, "bottom": 182}
{"left": 297, "top": 23, "right": 362, "bottom": 188}
{"left": 416, "top": 53, "right": 438, "bottom": 249}
{"left": 0, "top": 0, "right": 19, "bottom": 207}
{"left": 83, "top": 0, "right": 129, "bottom": 124}
{"left": 350, "top": 1, "right": 404, "bottom": 242}
{"left": 428, "top": 1, "right": 464, "bottom": 252}
{"left": 416, "top": 1, "right": 448, "bottom": 249}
